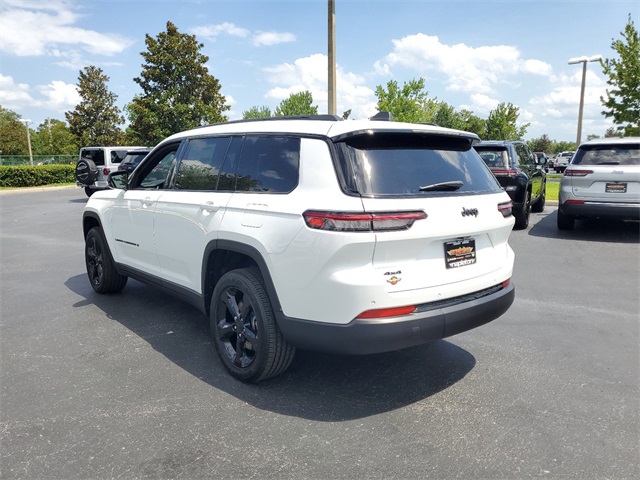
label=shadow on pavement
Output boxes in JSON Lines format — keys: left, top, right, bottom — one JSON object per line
{"left": 65, "top": 273, "right": 476, "bottom": 422}
{"left": 529, "top": 209, "right": 639, "bottom": 244}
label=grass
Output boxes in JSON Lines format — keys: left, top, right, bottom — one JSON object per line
{"left": 0, "top": 182, "right": 75, "bottom": 190}
{"left": 546, "top": 181, "right": 559, "bottom": 201}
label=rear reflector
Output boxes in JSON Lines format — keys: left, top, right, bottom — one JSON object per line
{"left": 498, "top": 201, "right": 513, "bottom": 217}
{"left": 303, "top": 210, "right": 427, "bottom": 232}
{"left": 356, "top": 305, "right": 417, "bottom": 319}
{"left": 564, "top": 169, "right": 593, "bottom": 177}
{"left": 565, "top": 199, "right": 585, "bottom": 205}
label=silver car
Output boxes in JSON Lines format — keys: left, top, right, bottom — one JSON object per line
{"left": 557, "top": 137, "right": 640, "bottom": 230}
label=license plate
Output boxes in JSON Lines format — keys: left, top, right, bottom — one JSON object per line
{"left": 606, "top": 182, "right": 627, "bottom": 193}
{"left": 444, "top": 238, "right": 476, "bottom": 269}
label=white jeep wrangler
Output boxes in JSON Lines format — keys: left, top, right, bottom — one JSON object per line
{"left": 82, "top": 114, "right": 516, "bottom": 382}
{"left": 75, "top": 146, "right": 146, "bottom": 197}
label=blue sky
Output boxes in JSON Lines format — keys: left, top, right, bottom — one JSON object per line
{"left": 1, "top": 0, "right": 638, "bottom": 142}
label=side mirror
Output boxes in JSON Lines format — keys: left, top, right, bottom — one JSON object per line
{"left": 108, "top": 170, "right": 128, "bottom": 190}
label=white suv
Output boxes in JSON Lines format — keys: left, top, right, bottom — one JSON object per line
{"left": 82, "top": 115, "right": 516, "bottom": 381}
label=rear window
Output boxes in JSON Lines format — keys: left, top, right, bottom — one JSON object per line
{"left": 572, "top": 144, "right": 640, "bottom": 166}
{"left": 474, "top": 148, "right": 510, "bottom": 169}
{"left": 110, "top": 150, "right": 129, "bottom": 164}
{"left": 121, "top": 151, "right": 149, "bottom": 166}
{"left": 336, "top": 133, "right": 502, "bottom": 197}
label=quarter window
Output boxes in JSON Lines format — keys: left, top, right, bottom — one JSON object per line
{"left": 233, "top": 136, "right": 300, "bottom": 193}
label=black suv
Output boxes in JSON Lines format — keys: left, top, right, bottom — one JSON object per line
{"left": 473, "top": 140, "right": 547, "bottom": 229}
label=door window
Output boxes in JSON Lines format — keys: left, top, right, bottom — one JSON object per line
{"left": 174, "top": 137, "right": 231, "bottom": 190}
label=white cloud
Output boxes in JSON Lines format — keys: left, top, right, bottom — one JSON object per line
{"left": 0, "top": 74, "right": 34, "bottom": 108}
{"left": 191, "top": 22, "right": 250, "bottom": 40}
{"left": 529, "top": 70, "right": 606, "bottom": 118}
{"left": 37, "top": 80, "right": 80, "bottom": 109}
{"left": 264, "top": 54, "right": 377, "bottom": 119}
{"left": 0, "top": 0, "right": 133, "bottom": 57}
{"left": 252, "top": 31, "right": 296, "bottom": 47}
{"left": 378, "top": 33, "right": 553, "bottom": 95}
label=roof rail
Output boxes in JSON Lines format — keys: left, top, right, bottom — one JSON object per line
{"left": 212, "top": 114, "right": 343, "bottom": 126}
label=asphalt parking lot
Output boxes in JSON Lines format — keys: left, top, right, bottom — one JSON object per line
{"left": 1, "top": 187, "right": 638, "bottom": 479}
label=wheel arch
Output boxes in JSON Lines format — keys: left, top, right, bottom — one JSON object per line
{"left": 82, "top": 212, "right": 102, "bottom": 239}
{"left": 201, "top": 240, "right": 283, "bottom": 320}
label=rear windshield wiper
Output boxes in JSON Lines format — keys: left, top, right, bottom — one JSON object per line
{"left": 419, "top": 181, "right": 463, "bottom": 192}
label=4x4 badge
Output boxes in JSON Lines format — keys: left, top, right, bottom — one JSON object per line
{"left": 461, "top": 207, "right": 479, "bottom": 217}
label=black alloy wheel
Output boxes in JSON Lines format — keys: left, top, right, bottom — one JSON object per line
{"left": 85, "top": 227, "right": 128, "bottom": 294}
{"left": 211, "top": 268, "right": 294, "bottom": 382}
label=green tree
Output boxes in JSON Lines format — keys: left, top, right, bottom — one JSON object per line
{"left": 128, "top": 21, "right": 230, "bottom": 145}
{"left": 484, "top": 102, "right": 530, "bottom": 140}
{"left": 375, "top": 78, "right": 438, "bottom": 123}
{"left": 527, "top": 134, "right": 553, "bottom": 153}
{"left": 600, "top": 15, "right": 640, "bottom": 136}
{"left": 31, "top": 119, "right": 78, "bottom": 155}
{"left": 604, "top": 126, "right": 623, "bottom": 138}
{"left": 65, "top": 66, "right": 124, "bottom": 146}
{"left": 274, "top": 91, "right": 318, "bottom": 116}
{"left": 0, "top": 106, "right": 29, "bottom": 155}
{"left": 242, "top": 106, "right": 272, "bottom": 119}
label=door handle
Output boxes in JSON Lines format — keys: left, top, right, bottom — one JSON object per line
{"left": 142, "top": 197, "right": 153, "bottom": 208}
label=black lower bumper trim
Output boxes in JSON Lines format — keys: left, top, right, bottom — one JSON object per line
{"left": 276, "top": 283, "right": 515, "bottom": 355}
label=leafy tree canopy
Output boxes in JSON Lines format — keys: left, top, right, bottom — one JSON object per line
{"left": 274, "top": 91, "right": 318, "bottom": 116}
{"left": 0, "top": 105, "right": 28, "bottom": 155}
{"left": 600, "top": 15, "right": 640, "bottom": 136}
{"left": 243, "top": 106, "right": 272, "bottom": 119}
{"left": 484, "top": 102, "right": 530, "bottom": 140}
{"left": 375, "top": 78, "right": 438, "bottom": 123}
{"left": 128, "top": 21, "right": 230, "bottom": 145}
{"left": 32, "top": 119, "right": 78, "bottom": 155}
{"left": 65, "top": 66, "right": 125, "bottom": 146}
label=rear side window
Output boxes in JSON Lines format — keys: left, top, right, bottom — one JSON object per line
{"left": 233, "top": 136, "right": 300, "bottom": 193}
{"left": 572, "top": 144, "right": 640, "bottom": 166}
{"left": 336, "top": 133, "right": 502, "bottom": 197}
{"left": 174, "top": 137, "right": 231, "bottom": 190}
{"left": 474, "top": 148, "right": 509, "bottom": 169}
{"left": 110, "top": 150, "right": 129, "bottom": 164}
{"left": 81, "top": 149, "right": 104, "bottom": 166}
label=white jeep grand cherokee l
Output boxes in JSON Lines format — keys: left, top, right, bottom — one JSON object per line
{"left": 82, "top": 114, "right": 516, "bottom": 382}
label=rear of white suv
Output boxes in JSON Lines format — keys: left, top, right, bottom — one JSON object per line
{"left": 558, "top": 137, "right": 640, "bottom": 230}
{"left": 82, "top": 116, "right": 515, "bottom": 381}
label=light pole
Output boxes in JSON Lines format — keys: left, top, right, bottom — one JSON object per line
{"left": 20, "top": 119, "right": 34, "bottom": 165}
{"left": 568, "top": 55, "right": 602, "bottom": 146}
{"left": 328, "top": 0, "right": 336, "bottom": 116}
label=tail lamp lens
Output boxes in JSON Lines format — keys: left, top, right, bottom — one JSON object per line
{"left": 564, "top": 169, "right": 593, "bottom": 177}
{"left": 103, "top": 168, "right": 110, "bottom": 176}
{"left": 498, "top": 201, "right": 513, "bottom": 217}
{"left": 303, "top": 211, "right": 427, "bottom": 232}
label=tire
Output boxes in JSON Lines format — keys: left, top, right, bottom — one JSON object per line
{"left": 210, "top": 268, "right": 295, "bottom": 382}
{"left": 557, "top": 209, "right": 575, "bottom": 230}
{"left": 531, "top": 183, "right": 546, "bottom": 213}
{"left": 85, "top": 227, "right": 128, "bottom": 294}
{"left": 85, "top": 187, "right": 95, "bottom": 197}
{"left": 513, "top": 190, "right": 531, "bottom": 229}
{"left": 76, "top": 158, "right": 98, "bottom": 186}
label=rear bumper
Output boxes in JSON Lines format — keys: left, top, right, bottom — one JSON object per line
{"left": 276, "top": 282, "right": 515, "bottom": 355}
{"left": 559, "top": 201, "right": 640, "bottom": 219}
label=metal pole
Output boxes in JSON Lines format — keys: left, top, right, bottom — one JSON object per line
{"left": 328, "top": 0, "right": 336, "bottom": 116}
{"left": 576, "top": 61, "right": 587, "bottom": 146}
{"left": 22, "top": 119, "right": 33, "bottom": 165}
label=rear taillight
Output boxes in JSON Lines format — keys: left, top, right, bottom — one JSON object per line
{"left": 103, "top": 168, "right": 110, "bottom": 176}
{"left": 303, "top": 211, "right": 427, "bottom": 232}
{"left": 498, "top": 201, "right": 513, "bottom": 217}
{"left": 491, "top": 169, "right": 519, "bottom": 176}
{"left": 564, "top": 169, "right": 593, "bottom": 177}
